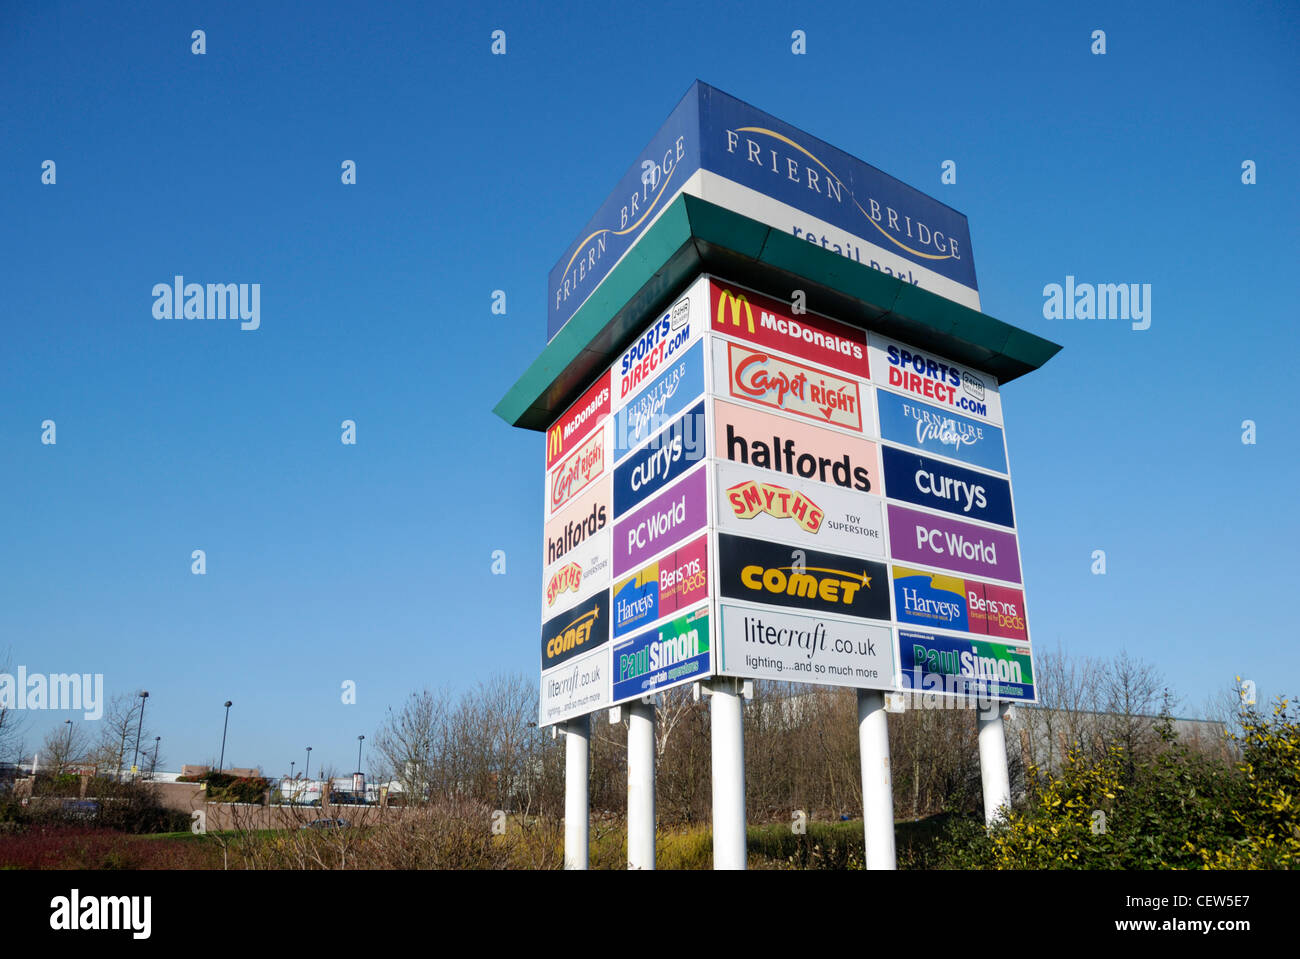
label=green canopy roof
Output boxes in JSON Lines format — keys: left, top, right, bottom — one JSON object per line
{"left": 495, "top": 194, "right": 1060, "bottom": 432}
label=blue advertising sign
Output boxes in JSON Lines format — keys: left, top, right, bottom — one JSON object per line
{"left": 612, "top": 606, "right": 711, "bottom": 704}
{"left": 548, "top": 81, "right": 979, "bottom": 341}
{"left": 899, "top": 629, "right": 1035, "bottom": 702}
{"left": 613, "top": 399, "right": 707, "bottom": 515}
{"left": 612, "top": 339, "right": 705, "bottom": 461}
{"left": 876, "top": 389, "right": 1007, "bottom": 474}
{"left": 881, "top": 445, "right": 1015, "bottom": 529}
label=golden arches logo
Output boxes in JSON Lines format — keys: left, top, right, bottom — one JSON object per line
{"left": 715, "top": 288, "right": 755, "bottom": 334}
{"left": 734, "top": 126, "right": 957, "bottom": 264}
{"left": 547, "top": 425, "right": 563, "bottom": 461}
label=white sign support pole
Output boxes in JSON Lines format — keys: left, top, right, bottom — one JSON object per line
{"left": 710, "top": 678, "right": 747, "bottom": 870}
{"left": 627, "top": 698, "right": 656, "bottom": 870}
{"left": 857, "top": 689, "right": 896, "bottom": 870}
{"left": 977, "top": 702, "right": 1011, "bottom": 826}
{"left": 563, "top": 715, "right": 590, "bottom": 870}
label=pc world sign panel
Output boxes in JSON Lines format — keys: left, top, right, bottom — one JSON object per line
{"left": 548, "top": 82, "right": 980, "bottom": 341}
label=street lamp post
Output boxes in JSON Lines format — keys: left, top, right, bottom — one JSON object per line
{"left": 291, "top": 761, "right": 296, "bottom": 780}
{"left": 63, "top": 719, "right": 72, "bottom": 771}
{"left": 304, "top": 746, "right": 312, "bottom": 780}
{"left": 131, "top": 691, "right": 149, "bottom": 779}
{"left": 356, "top": 735, "right": 364, "bottom": 775}
{"left": 218, "top": 701, "right": 233, "bottom": 773}
{"left": 151, "top": 736, "right": 161, "bottom": 775}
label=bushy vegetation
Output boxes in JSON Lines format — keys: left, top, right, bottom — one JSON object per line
{"left": 933, "top": 699, "right": 1298, "bottom": 869}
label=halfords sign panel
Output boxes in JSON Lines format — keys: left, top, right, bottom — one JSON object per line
{"left": 713, "top": 399, "right": 880, "bottom": 493}
{"left": 891, "top": 567, "right": 1028, "bottom": 641}
{"left": 881, "top": 445, "right": 1015, "bottom": 529}
{"left": 544, "top": 482, "right": 609, "bottom": 568}
{"left": 715, "top": 459, "right": 884, "bottom": 558}
{"left": 613, "top": 605, "right": 711, "bottom": 704}
{"left": 899, "top": 630, "right": 1035, "bottom": 702}
{"left": 709, "top": 281, "right": 868, "bottom": 378}
{"left": 869, "top": 334, "right": 1002, "bottom": 424}
{"left": 717, "top": 603, "right": 893, "bottom": 690}
{"left": 548, "top": 82, "right": 979, "bottom": 341}
{"left": 714, "top": 340, "right": 864, "bottom": 433}
{"left": 718, "top": 533, "right": 891, "bottom": 622}
{"left": 876, "top": 389, "right": 1007, "bottom": 474}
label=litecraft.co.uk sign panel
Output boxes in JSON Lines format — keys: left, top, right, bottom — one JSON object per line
{"left": 548, "top": 82, "right": 979, "bottom": 341}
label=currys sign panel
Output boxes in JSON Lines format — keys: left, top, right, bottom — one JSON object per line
{"left": 869, "top": 333, "right": 1002, "bottom": 424}
{"left": 613, "top": 605, "right": 711, "bottom": 704}
{"left": 718, "top": 603, "right": 893, "bottom": 690}
{"left": 718, "top": 533, "right": 891, "bottom": 622}
{"left": 615, "top": 291, "right": 702, "bottom": 405}
{"left": 546, "top": 372, "right": 612, "bottom": 470}
{"left": 715, "top": 460, "right": 884, "bottom": 558}
{"left": 541, "top": 530, "right": 611, "bottom": 617}
{"left": 714, "top": 400, "right": 879, "bottom": 492}
{"left": 611, "top": 533, "right": 708, "bottom": 637}
{"left": 613, "top": 400, "right": 706, "bottom": 515}
{"left": 887, "top": 504, "right": 1021, "bottom": 584}
{"left": 716, "top": 341, "right": 864, "bottom": 433}
{"left": 892, "top": 567, "right": 1028, "bottom": 641}
{"left": 541, "top": 592, "right": 610, "bottom": 672}
{"left": 547, "top": 425, "right": 609, "bottom": 518}
{"left": 613, "top": 466, "right": 708, "bottom": 576}
{"left": 881, "top": 446, "right": 1015, "bottom": 528}
{"left": 876, "top": 389, "right": 1007, "bottom": 474}
{"left": 613, "top": 339, "right": 705, "bottom": 461}
{"left": 899, "top": 629, "right": 1035, "bottom": 702}
{"left": 710, "top": 281, "right": 868, "bottom": 378}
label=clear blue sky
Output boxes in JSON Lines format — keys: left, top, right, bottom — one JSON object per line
{"left": 2, "top": 0, "right": 1296, "bottom": 775}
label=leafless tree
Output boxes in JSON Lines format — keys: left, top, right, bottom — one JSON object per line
{"left": 0, "top": 648, "right": 28, "bottom": 768}
{"left": 39, "top": 721, "right": 92, "bottom": 776}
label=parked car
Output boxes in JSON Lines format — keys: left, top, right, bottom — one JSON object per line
{"left": 301, "top": 818, "right": 350, "bottom": 829}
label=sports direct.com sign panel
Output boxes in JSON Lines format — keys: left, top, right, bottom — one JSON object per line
{"left": 537, "top": 272, "right": 1035, "bottom": 723}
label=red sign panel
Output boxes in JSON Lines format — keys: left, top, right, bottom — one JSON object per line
{"left": 710, "top": 281, "right": 868, "bottom": 378}
{"left": 546, "top": 371, "right": 612, "bottom": 470}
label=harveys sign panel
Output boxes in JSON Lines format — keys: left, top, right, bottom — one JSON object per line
{"left": 899, "top": 629, "right": 1035, "bottom": 702}
{"left": 540, "top": 592, "right": 610, "bottom": 672}
{"left": 715, "top": 459, "right": 884, "bottom": 559}
{"left": 876, "top": 389, "right": 1007, "bottom": 474}
{"left": 868, "top": 333, "right": 1002, "bottom": 425}
{"left": 892, "top": 566, "right": 1028, "bottom": 642}
{"left": 718, "top": 603, "right": 893, "bottom": 690}
{"left": 611, "top": 533, "right": 709, "bottom": 638}
{"left": 712, "top": 400, "right": 880, "bottom": 493}
{"left": 714, "top": 340, "right": 865, "bottom": 433}
{"left": 709, "top": 281, "right": 868, "bottom": 378}
{"left": 718, "top": 533, "right": 891, "bottom": 622}
{"left": 546, "top": 371, "right": 612, "bottom": 470}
